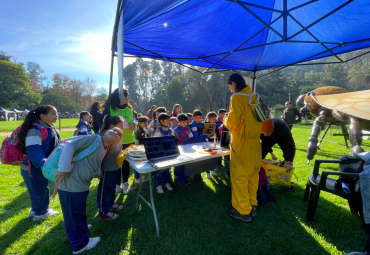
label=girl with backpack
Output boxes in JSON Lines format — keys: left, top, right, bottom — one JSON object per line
{"left": 97, "top": 116, "right": 125, "bottom": 220}
{"left": 18, "top": 105, "right": 61, "bottom": 221}
{"left": 54, "top": 128, "right": 121, "bottom": 254}
{"left": 76, "top": 111, "right": 93, "bottom": 136}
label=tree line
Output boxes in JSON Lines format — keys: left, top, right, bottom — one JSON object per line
{"left": 1, "top": 48, "right": 369, "bottom": 114}
{"left": 0, "top": 51, "right": 107, "bottom": 112}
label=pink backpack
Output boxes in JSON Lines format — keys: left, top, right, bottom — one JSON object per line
{"left": 0, "top": 123, "right": 48, "bottom": 166}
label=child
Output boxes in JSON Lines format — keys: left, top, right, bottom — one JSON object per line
{"left": 56, "top": 129, "right": 121, "bottom": 254}
{"left": 135, "top": 116, "right": 149, "bottom": 145}
{"left": 189, "top": 110, "right": 208, "bottom": 182}
{"left": 174, "top": 113, "right": 194, "bottom": 186}
{"left": 153, "top": 113, "right": 179, "bottom": 193}
{"left": 204, "top": 111, "right": 220, "bottom": 179}
{"left": 216, "top": 109, "right": 227, "bottom": 129}
{"left": 147, "top": 107, "right": 166, "bottom": 136}
{"left": 97, "top": 116, "right": 125, "bottom": 221}
{"left": 134, "top": 116, "right": 149, "bottom": 183}
{"left": 187, "top": 113, "right": 193, "bottom": 125}
{"left": 170, "top": 117, "right": 178, "bottom": 129}
{"left": 76, "top": 111, "right": 93, "bottom": 135}
{"left": 18, "top": 105, "right": 61, "bottom": 221}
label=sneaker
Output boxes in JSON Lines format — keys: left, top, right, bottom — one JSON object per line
{"left": 115, "top": 185, "right": 123, "bottom": 196}
{"left": 110, "top": 203, "right": 123, "bottom": 211}
{"left": 210, "top": 170, "right": 218, "bottom": 176}
{"left": 251, "top": 206, "right": 257, "bottom": 217}
{"left": 156, "top": 185, "right": 164, "bottom": 194}
{"left": 185, "top": 179, "right": 191, "bottom": 185}
{"left": 165, "top": 183, "right": 173, "bottom": 191}
{"left": 88, "top": 224, "right": 92, "bottom": 231}
{"left": 178, "top": 180, "right": 188, "bottom": 186}
{"left": 99, "top": 212, "right": 119, "bottom": 221}
{"left": 28, "top": 209, "right": 35, "bottom": 217}
{"left": 72, "top": 237, "right": 101, "bottom": 254}
{"left": 122, "top": 182, "right": 130, "bottom": 194}
{"left": 228, "top": 208, "right": 252, "bottom": 223}
{"left": 214, "top": 166, "right": 220, "bottom": 171}
{"left": 135, "top": 176, "right": 146, "bottom": 184}
{"left": 33, "top": 209, "right": 59, "bottom": 221}
{"left": 206, "top": 172, "right": 211, "bottom": 179}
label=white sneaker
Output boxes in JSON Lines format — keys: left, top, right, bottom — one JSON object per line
{"left": 210, "top": 170, "right": 218, "bottom": 176}
{"left": 115, "top": 185, "right": 123, "bottom": 196}
{"left": 88, "top": 224, "right": 92, "bottom": 232}
{"left": 156, "top": 185, "right": 164, "bottom": 194}
{"left": 72, "top": 237, "right": 101, "bottom": 254}
{"left": 28, "top": 209, "right": 35, "bottom": 217}
{"left": 33, "top": 209, "right": 59, "bottom": 221}
{"left": 165, "top": 183, "right": 173, "bottom": 191}
{"left": 206, "top": 172, "right": 211, "bottom": 179}
{"left": 122, "top": 182, "right": 130, "bottom": 194}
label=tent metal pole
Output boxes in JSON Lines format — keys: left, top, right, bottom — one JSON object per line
{"left": 252, "top": 70, "right": 257, "bottom": 92}
{"left": 107, "top": 51, "right": 115, "bottom": 115}
{"left": 283, "top": 0, "right": 287, "bottom": 41}
{"left": 288, "top": 0, "right": 355, "bottom": 40}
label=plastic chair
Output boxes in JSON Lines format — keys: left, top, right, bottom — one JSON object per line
{"left": 303, "top": 159, "right": 364, "bottom": 224}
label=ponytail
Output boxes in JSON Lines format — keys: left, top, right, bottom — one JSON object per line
{"left": 100, "top": 115, "right": 124, "bottom": 134}
{"left": 76, "top": 111, "right": 89, "bottom": 128}
{"left": 18, "top": 105, "right": 55, "bottom": 153}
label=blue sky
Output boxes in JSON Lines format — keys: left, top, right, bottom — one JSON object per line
{"left": 0, "top": 0, "right": 136, "bottom": 91}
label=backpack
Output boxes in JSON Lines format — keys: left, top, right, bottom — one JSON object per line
{"left": 0, "top": 123, "right": 48, "bottom": 165}
{"left": 233, "top": 92, "right": 270, "bottom": 122}
{"left": 73, "top": 129, "right": 79, "bottom": 136}
{"left": 257, "top": 167, "right": 276, "bottom": 206}
{"left": 43, "top": 134, "right": 102, "bottom": 197}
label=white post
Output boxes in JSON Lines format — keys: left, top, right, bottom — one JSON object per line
{"left": 117, "top": 11, "right": 125, "bottom": 105}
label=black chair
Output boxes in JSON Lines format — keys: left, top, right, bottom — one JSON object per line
{"left": 304, "top": 159, "right": 364, "bottom": 224}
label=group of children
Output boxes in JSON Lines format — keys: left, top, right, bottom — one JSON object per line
{"left": 17, "top": 103, "right": 229, "bottom": 254}
{"left": 134, "top": 106, "right": 229, "bottom": 190}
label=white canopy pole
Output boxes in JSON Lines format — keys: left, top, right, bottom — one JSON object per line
{"left": 117, "top": 10, "right": 126, "bottom": 105}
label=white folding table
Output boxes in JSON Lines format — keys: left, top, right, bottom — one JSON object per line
{"left": 126, "top": 142, "right": 230, "bottom": 237}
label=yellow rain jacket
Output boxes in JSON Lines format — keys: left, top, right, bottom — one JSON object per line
{"left": 224, "top": 86, "right": 262, "bottom": 215}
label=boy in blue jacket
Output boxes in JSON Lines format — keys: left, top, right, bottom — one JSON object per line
{"left": 174, "top": 113, "right": 194, "bottom": 186}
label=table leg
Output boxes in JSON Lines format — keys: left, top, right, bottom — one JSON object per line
{"left": 135, "top": 172, "right": 160, "bottom": 237}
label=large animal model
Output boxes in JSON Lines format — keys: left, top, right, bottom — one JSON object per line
{"left": 296, "top": 86, "right": 370, "bottom": 161}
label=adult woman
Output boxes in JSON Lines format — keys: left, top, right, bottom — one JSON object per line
{"left": 170, "top": 104, "right": 182, "bottom": 117}
{"left": 146, "top": 105, "right": 157, "bottom": 118}
{"left": 224, "top": 73, "right": 262, "bottom": 223}
{"left": 90, "top": 102, "right": 104, "bottom": 134}
{"left": 102, "top": 88, "right": 135, "bottom": 194}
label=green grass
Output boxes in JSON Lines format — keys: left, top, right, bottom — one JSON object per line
{"left": 0, "top": 126, "right": 369, "bottom": 255}
{"left": 0, "top": 119, "right": 78, "bottom": 132}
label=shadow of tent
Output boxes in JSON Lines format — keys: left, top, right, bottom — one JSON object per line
{"left": 0, "top": 191, "right": 31, "bottom": 224}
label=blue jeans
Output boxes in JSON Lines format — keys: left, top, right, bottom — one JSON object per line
{"left": 97, "top": 169, "right": 119, "bottom": 216}
{"left": 21, "top": 168, "right": 50, "bottom": 216}
{"left": 174, "top": 165, "right": 188, "bottom": 183}
{"left": 154, "top": 169, "right": 170, "bottom": 187}
{"left": 59, "top": 189, "right": 89, "bottom": 252}
{"left": 360, "top": 169, "right": 370, "bottom": 224}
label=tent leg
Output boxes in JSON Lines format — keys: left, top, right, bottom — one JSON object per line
{"left": 252, "top": 70, "right": 257, "bottom": 92}
{"left": 107, "top": 52, "right": 115, "bottom": 115}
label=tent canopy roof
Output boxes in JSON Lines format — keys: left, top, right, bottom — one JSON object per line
{"left": 117, "top": 0, "right": 370, "bottom": 73}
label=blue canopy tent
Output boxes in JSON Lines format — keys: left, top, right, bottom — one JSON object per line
{"left": 107, "top": 0, "right": 370, "bottom": 102}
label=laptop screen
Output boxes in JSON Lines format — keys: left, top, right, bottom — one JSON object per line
{"left": 143, "top": 136, "right": 179, "bottom": 160}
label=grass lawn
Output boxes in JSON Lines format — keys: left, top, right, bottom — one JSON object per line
{"left": 0, "top": 125, "right": 369, "bottom": 255}
{"left": 0, "top": 119, "right": 78, "bottom": 132}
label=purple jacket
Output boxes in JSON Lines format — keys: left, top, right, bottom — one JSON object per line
{"left": 174, "top": 125, "right": 195, "bottom": 145}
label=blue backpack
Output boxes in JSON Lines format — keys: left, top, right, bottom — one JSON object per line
{"left": 43, "top": 134, "right": 102, "bottom": 197}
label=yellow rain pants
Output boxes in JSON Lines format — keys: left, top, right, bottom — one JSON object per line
{"left": 224, "top": 86, "right": 262, "bottom": 215}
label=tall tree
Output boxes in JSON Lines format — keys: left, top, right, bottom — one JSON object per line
{"left": 26, "top": 61, "right": 46, "bottom": 93}
{"left": 0, "top": 60, "right": 41, "bottom": 108}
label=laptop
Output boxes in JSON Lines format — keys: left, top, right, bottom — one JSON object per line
{"left": 143, "top": 136, "right": 194, "bottom": 169}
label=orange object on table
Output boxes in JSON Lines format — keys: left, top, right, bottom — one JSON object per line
{"left": 199, "top": 150, "right": 217, "bottom": 154}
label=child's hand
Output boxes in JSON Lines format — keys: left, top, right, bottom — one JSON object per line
{"left": 150, "top": 123, "right": 156, "bottom": 128}
{"left": 54, "top": 171, "right": 70, "bottom": 183}
{"left": 128, "top": 123, "right": 135, "bottom": 131}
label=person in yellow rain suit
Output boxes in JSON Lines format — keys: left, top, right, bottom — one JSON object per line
{"left": 224, "top": 73, "right": 262, "bottom": 223}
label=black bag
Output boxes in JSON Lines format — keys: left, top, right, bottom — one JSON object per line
{"left": 257, "top": 185, "right": 275, "bottom": 206}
